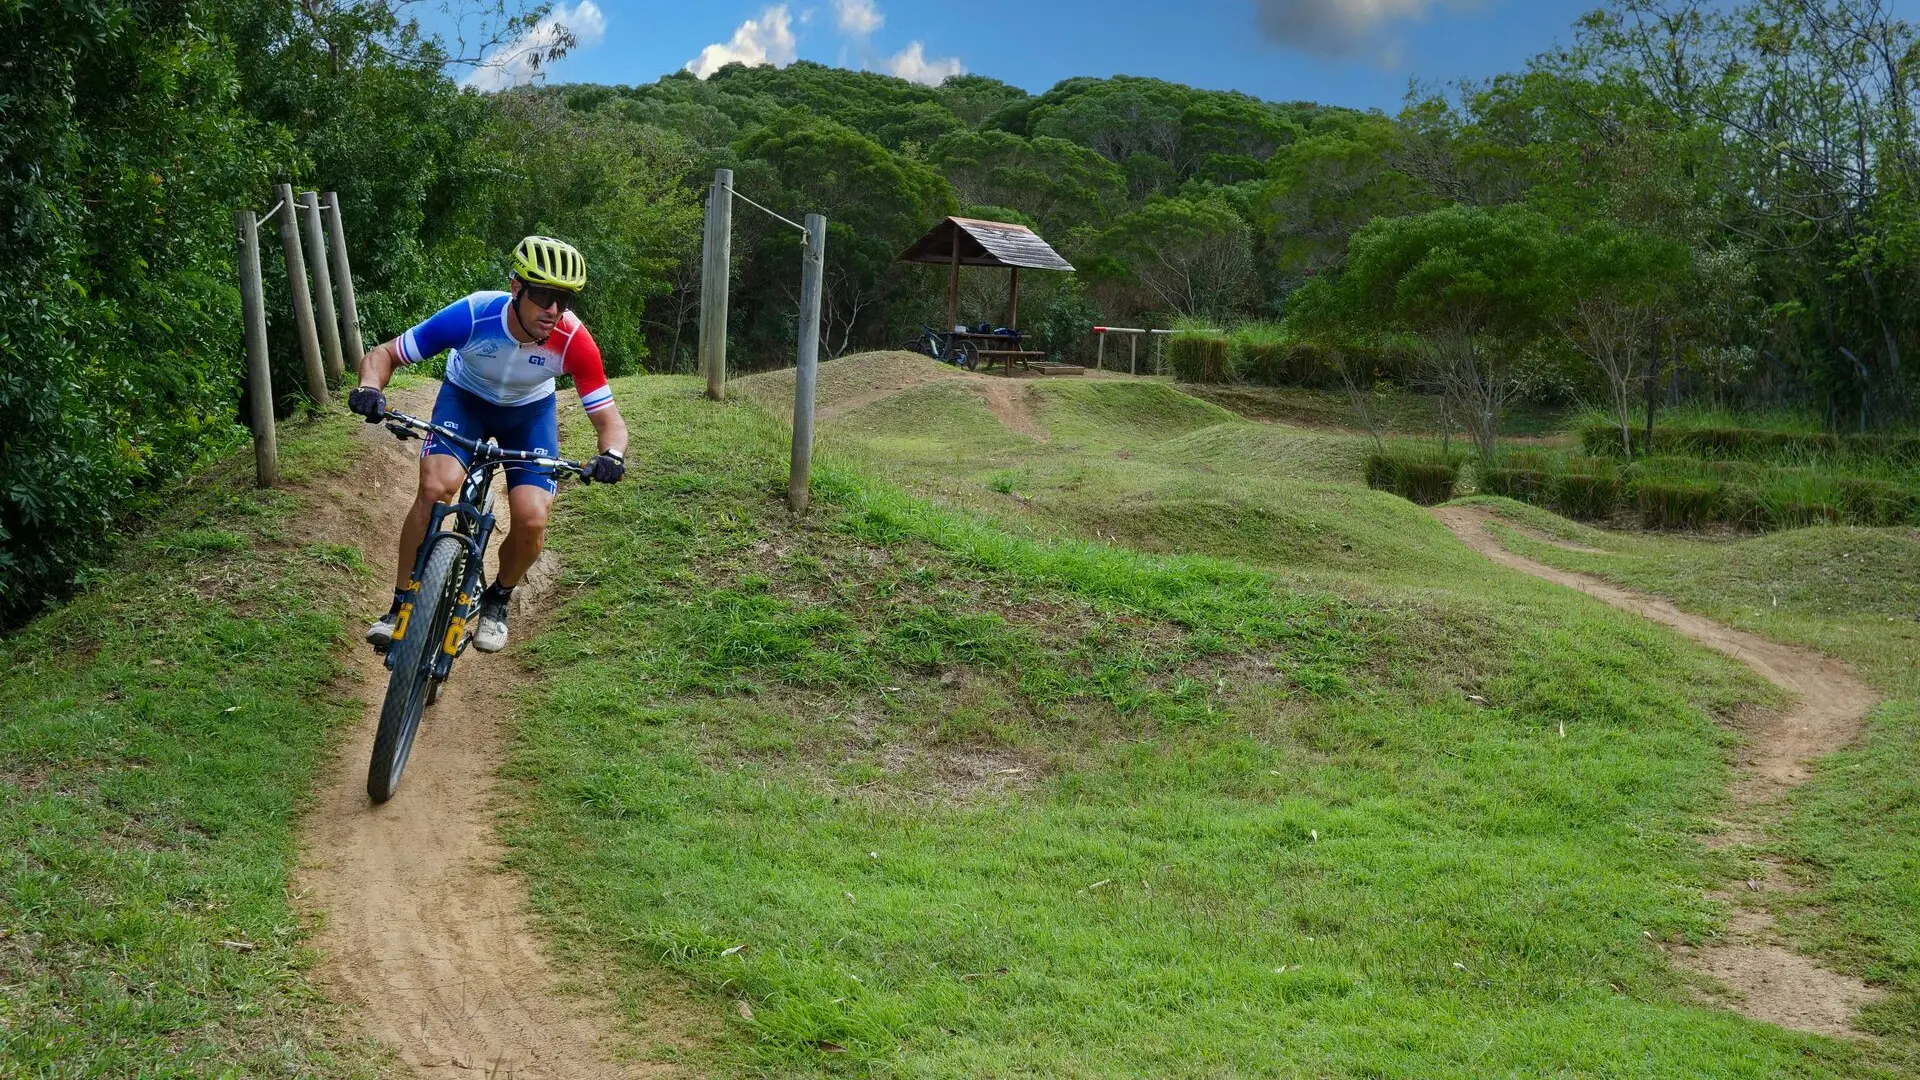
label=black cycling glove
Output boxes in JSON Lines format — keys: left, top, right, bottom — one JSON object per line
{"left": 585, "top": 450, "right": 625, "bottom": 484}
{"left": 348, "top": 386, "right": 387, "bottom": 423}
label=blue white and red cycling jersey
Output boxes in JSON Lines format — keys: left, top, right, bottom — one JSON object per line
{"left": 397, "top": 290, "right": 613, "bottom": 415}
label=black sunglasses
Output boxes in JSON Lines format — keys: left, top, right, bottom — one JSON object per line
{"left": 519, "top": 284, "right": 576, "bottom": 313}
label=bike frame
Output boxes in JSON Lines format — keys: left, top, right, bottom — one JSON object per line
{"left": 379, "top": 409, "right": 584, "bottom": 677}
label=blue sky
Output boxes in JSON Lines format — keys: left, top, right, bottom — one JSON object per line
{"left": 458, "top": 0, "right": 1603, "bottom": 112}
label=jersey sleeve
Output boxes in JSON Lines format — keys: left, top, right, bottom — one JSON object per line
{"left": 397, "top": 295, "right": 479, "bottom": 364}
{"left": 560, "top": 320, "right": 614, "bottom": 414}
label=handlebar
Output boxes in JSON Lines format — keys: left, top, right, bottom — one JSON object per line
{"left": 379, "top": 409, "right": 593, "bottom": 482}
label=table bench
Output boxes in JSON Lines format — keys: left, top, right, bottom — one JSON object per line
{"left": 972, "top": 348, "right": 1049, "bottom": 376}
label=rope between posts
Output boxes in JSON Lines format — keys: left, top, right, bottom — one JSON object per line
{"left": 258, "top": 199, "right": 285, "bottom": 221}
{"left": 724, "top": 184, "right": 809, "bottom": 235}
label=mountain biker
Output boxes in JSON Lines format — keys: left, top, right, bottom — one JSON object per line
{"left": 347, "top": 236, "right": 627, "bottom": 654}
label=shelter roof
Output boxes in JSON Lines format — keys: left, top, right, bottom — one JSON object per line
{"left": 897, "top": 217, "right": 1075, "bottom": 272}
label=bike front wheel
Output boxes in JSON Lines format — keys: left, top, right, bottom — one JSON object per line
{"left": 368, "top": 533, "right": 467, "bottom": 802}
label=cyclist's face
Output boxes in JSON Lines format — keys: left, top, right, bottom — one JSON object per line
{"left": 514, "top": 282, "right": 571, "bottom": 336}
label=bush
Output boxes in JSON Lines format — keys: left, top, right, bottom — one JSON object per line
{"left": 1478, "top": 468, "right": 1549, "bottom": 502}
{"left": 1578, "top": 421, "right": 1920, "bottom": 465}
{"left": 1552, "top": 466, "right": 1625, "bottom": 520}
{"left": 1633, "top": 480, "right": 1723, "bottom": 530}
{"left": 1230, "top": 323, "right": 1289, "bottom": 385}
{"left": 1758, "top": 470, "right": 1847, "bottom": 529}
{"left": 1365, "top": 450, "right": 1460, "bottom": 506}
{"left": 1166, "top": 331, "right": 1234, "bottom": 383}
{"left": 1837, "top": 478, "right": 1916, "bottom": 526}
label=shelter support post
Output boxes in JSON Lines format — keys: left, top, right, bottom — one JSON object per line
{"left": 1007, "top": 267, "right": 1020, "bottom": 329}
{"left": 790, "top": 214, "right": 826, "bottom": 513}
{"left": 236, "top": 210, "right": 277, "bottom": 487}
{"left": 947, "top": 228, "right": 961, "bottom": 332}
{"left": 274, "top": 182, "right": 328, "bottom": 406}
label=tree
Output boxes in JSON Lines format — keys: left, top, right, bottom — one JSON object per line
{"left": 737, "top": 110, "right": 958, "bottom": 357}
{"left": 1331, "top": 205, "right": 1560, "bottom": 464}
{"left": 1098, "top": 195, "right": 1256, "bottom": 318}
{"left": 1554, "top": 223, "right": 1693, "bottom": 453}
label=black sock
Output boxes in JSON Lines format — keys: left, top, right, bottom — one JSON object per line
{"left": 386, "top": 589, "right": 405, "bottom": 616}
{"left": 482, "top": 582, "right": 514, "bottom": 606}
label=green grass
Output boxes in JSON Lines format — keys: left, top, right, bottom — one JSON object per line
{"left": 503, "top": 372, "right": 1900, "bottom": 1077}
{"left": 1461, "top": 496, "right": 1920, "bottom": 1055}
{"left": 0, "top": 410, "right": 385, "bottom": 1075}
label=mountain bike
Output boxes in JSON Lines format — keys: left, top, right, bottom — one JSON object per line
{"left": 366, "top": 408, "right": 589, "bottom": 803}
{"left": 900, "top": 325, "right": 978, "bottom": 371}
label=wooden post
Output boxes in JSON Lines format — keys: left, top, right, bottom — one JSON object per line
{"left": 1006, "top": 267, "right": 1020, "bottom": 329}
{"left": 698, "top": 168, "right": 733, "bottom": 401}
{"left": 1096, "top": 330, "right": 1104, "bottom": 371}
{"left": 947, "top": 224, "right": 961, "bottom": 333}
{"left": 298, "top": 192, "right": 344, "bottom": 384}
{"left": 1130, "top": 333, "right": 1138, "bottom": 375}
{"left": 789, "top": 213, "right": 826, "bottom": 513}
{"left": 322, "top": 192, "right": 364, "bottom": 372}
{"left": 236, "top": 209, "right": 278, "bottom": 487}
{"left": 274, "top": 182, "right": 328, "bottom": 405}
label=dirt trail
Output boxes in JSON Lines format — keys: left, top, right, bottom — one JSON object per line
{"left": 296, "top": 387, "right": 672, "bottom": 1078}
{"left": 1434, "top": 505, "right": 1882, "bottom": 1035}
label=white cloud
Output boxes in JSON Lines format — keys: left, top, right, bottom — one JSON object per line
{"left": 686, "top": 6, "right": 799, "bottom": 79}
{"left": 1253, "top": 0, "right": 1475, "bottom": 59}
{"left": 834, "top": 0, "right": 883, "bottom": 36}
{"left": 884, "top": 41, "right": 963, "bottom": 86}
{"left": 463, "top": 0, "right": 607, "bottom": 91}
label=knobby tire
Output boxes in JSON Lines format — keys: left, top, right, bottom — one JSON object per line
{"left": 367, "top": 533, "right": 467, "bottom": 803}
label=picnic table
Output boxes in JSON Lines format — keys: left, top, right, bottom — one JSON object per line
{"left": 952, "top": 331, "right": 1047, "bottom": 376}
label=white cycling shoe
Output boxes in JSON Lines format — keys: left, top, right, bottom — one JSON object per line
{"left": 473, "top": 598, "right": 509, "bottom": 653}
{"left": 366, "top": 612, "right": 399, "bottom": 648}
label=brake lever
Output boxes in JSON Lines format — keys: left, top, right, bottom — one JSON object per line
{"left": 386, "top": 422, "right": 417, "bottom": 441}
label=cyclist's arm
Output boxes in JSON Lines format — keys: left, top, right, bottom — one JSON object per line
{"left": 356, "top": 338, "right": 404, "bottom": 393}
{"left": 356, "top": 296, "right": 480, "bottom": 393}
{"left": 587, "top": 401, "right": 628, "bottom": 459}
{"left": 558, "top": 320, "right": 627, "bottom": 457}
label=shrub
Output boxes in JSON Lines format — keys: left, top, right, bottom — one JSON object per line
{"left": 1365, "top": 450, "right": 1460, "bottom": 506}
{"left": 1478, "top": 468, "right": 1549, "bottom": 502}
{"left": 1634, "top": 480, "right": 1723, "bottom": 529}
{"left": 1837, "top": 478, "right": 1916, "bottom": 526}
{"left": 1230, "top": 323, "right": 1290, "bottom": 385}
{"left": 1552, "top": 466, "right": 1625, "bottom": 520}
{"left": 1166, "top": 331, "right": 1234, "bottom": 383}
{"left": 1759, "top": 470, "right": 1848, "bottom": 529}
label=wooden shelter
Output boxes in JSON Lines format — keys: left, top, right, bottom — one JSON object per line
{"left": 898, "top": 216, "right": 1075, "bottom": 333}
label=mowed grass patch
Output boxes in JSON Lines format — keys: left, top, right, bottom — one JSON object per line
{"left": 0, "top": 410, "right": 385, "bottom": 1076}
{"left": 1470, "top": 497, "right": 1920, "bottom": 1052}
{"left": 502, "top": 376, "right": 1878, "bottom": 1077}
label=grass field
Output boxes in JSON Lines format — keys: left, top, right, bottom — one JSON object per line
{"left": 0, "top": 413, "right": 384, "bottom": 1075}
{"left": 1461, "top": 496, "right": 1920, "bottom": 1049}
{"left": 507, "top": 365, "right": 1905, "bottom": 1076}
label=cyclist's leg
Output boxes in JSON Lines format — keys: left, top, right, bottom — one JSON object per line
{"left": 494, "top": 395, "right": 560, "bottom": 589}
{"left": 392, "top": 385, "right": 479, "bottom": 591}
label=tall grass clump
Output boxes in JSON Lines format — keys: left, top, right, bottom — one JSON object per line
{"left": 1551, "top": 458, "right": 1625, "bottom": 520}
{"left": 1365, "top": 445, "right": 1462, "bottom": 505}
{"left": 1229, "top": 322, "right": 1290, "bottom": 384}
{"left": 1166, "top": 329, "right": 1234, "bottom": 383}
{"left": 1475, "top": 448, "right": 1552, "bottom": 503}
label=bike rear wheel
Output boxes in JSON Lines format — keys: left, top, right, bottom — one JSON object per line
{"left": 367, "top": 532, "right": 467, "bottom": 802}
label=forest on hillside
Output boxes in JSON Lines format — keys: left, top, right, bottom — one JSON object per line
{"left": 6, "top": 0, "right": 1920, "bottom": 620}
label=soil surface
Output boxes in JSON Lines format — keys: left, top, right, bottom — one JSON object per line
{"left": 1434, "top": 505, "right": 1883, "bottom": 1036}
{"left": 295, "top": 386, "right": 674, "bottom": 1078}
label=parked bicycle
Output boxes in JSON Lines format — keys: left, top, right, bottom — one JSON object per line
{"left": 901, "top": 325, "right": 978, "bottom": 371}
{"left": 366, "top": 408, "right": 590, "bottom": 803}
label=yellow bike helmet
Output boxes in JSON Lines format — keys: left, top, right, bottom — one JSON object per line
{"left": 511, "top": 235, "right": 587, "bottom": 291}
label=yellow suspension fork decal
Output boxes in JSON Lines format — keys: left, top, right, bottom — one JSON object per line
{"left": 391, "top": 579, "right": 422, "bottom": 642}
{"left": 442, "top": 592, "right": 475, "bottom": 655}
